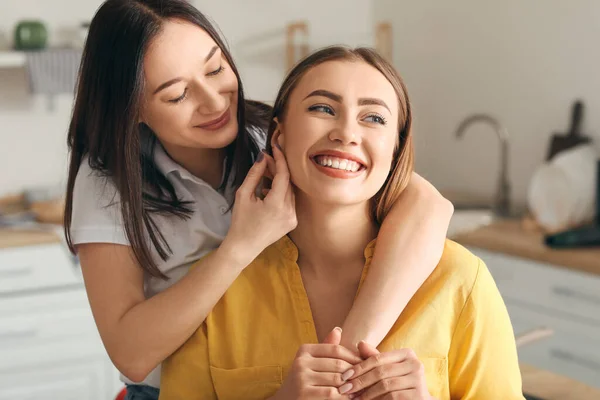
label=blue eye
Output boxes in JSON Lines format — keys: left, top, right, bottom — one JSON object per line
{"left": 364, "top": 114, "right": 387, "bottom": 125}
{"left": 308, "top": 104, "right": 335, "bottom": 115}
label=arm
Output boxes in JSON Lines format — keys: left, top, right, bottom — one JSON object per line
{"left": 79, "top": 241, "right": 249, "bottom": 383}
{"left": 341, "top": 172, "right": 453, "bottom": 349}
{"left": 448, "top": 259, "right": 524, "bottom": 399}
{"left": 79, "top": 148, "right": 296, "bottom": 382}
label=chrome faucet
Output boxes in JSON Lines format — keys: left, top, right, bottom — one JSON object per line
{"left": 455, "top": 114, "right": 511, "bottom": 217}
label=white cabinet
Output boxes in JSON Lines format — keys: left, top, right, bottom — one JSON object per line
{"left": 469, "top": 247, "right": 600, "bottom": 388}
{"left": 0, "top": 243, "right": 123, "bottom": 400}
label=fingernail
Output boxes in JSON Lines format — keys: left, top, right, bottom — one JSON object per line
{"left": 339, "top": 383, "right": 353, "bottom": 394}
{"left": 256, "top": 151, "right": 264, "bottom": 163}
{"left": 334, "top": 326, "right": 342, "bottom": 334}
{"left": 275, "top": 143, "right": 282, "bottom": 151}
{"left": 342, "top": 369, "right": 354, "bottom": 381}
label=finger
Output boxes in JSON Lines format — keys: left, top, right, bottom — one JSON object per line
{"left": 261, "top": 188, "right": 270, "bottom": 197}
{"left": 304, "top": 386, "right": 346, "bottom": 399}
{"left": 269, "top": 145, "right": 291, "bottom": 199}
{"left": 347, "top": 349, "right": 416, "bottom": 381}
{"left": 322, "top": 327, "right": 343, "bottom": 345}
{"left": 236, "top": 151, "right": 267, "bottom": 198}
{"left": 309, "top": 357, "right": 354, "bottom": 374}
{"left": 357, "top": 340, "right": 380, "bottom": 359}
{"left": 263, "top": 152, "right": 276, "bottom": 180}
{"left": 359, "top": 383, "right": 419, "bottom": 400}
{"left": 298, "top": 344, "right": 362, "bottom": 364}
{"left": 308, "top": 370, "right": 346, "bottom": 387}
{"left": 346, "top": 363, "right": 414, "bottom": 394}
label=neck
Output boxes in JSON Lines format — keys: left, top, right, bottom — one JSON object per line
{"left": 289, "top": 193, "right": 378, "bottom": 276}
{"left": 162, "top": 143, "right": 225, "bottom": 189}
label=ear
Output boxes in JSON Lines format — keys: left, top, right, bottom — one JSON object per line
{"left": 270, "top": 117, "right": 285, "bottom": 149}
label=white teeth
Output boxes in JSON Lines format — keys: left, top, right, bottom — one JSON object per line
{"left": 315, "top": 156, "right": 362, "bottom": 172}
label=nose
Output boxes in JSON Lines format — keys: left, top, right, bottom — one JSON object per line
{"left": 196, "top": 80, "right": 227, "bottom": 115}
{"left": 328, "top": 114, "right": 360, "bottom": 145}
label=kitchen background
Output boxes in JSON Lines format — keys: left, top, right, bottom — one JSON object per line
{"left": 0, "top": 0, "right": 599, "bottom": 399}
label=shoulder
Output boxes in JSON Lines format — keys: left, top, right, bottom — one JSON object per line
{"left": 432, "top": 240, "right": 487, "bottom": 303}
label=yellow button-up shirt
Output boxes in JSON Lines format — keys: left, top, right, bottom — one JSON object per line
{"left": 160, "top": 238, "right": 524, "bottom": 399}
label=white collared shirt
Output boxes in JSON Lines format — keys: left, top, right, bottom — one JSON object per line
{"left": 70, "top": 137, "right": 261, "bottom": 387}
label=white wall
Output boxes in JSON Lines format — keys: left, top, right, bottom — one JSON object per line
{"left": 0, "top": 0, "right": 372, "bottom": 197}
{"left": 374, "top": 0, "right": 600, "bottom": 204}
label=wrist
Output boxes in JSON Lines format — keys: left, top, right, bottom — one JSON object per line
{"left": 218, "top": 236, "right": 258, "bottom": 270}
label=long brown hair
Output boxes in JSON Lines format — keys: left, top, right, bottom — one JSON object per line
{"left": 64, "top": 0, "right": 271, "bottom": 279}
{"left": 266, "top": 46, "right": 414, "bottom": 225}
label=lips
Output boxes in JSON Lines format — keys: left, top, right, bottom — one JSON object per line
{"left": 196, "top": 107, "right": 231, "bottom": 130}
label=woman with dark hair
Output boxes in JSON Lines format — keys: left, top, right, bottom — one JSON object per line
{"left": 161, "top": 46, "right": 523, "bottom": 400}
{"left": 64, "top": 1, "right": 454, "bottom": 398}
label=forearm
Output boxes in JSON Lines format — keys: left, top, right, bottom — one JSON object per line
{"left": 341, "top": 173, "right": 453, "bottom": 349}
{"left": 108, "top": 242, "right": 250, "bottom": 381}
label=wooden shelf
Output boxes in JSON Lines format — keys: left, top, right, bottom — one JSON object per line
{"left": 0, "top": 51, "right": 26, "bottom": 68}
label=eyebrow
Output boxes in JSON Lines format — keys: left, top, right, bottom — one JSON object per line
{"left": 304, "top": 89, "right": 391, "bottom": 113}
{"left": 152, "top": 45, "right": 220, "bottom": 95}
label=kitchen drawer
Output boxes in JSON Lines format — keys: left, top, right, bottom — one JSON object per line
{"left": 0, "top": 358, "right": 107, "bottom": 400}
{"left": 0, "top": 288, "right": 106, "bottom": 369}
{"left": 470, "top": 248, "right": 600, "bottom": 326}
{"left": 507, "top": 303, "right": 600, "bottom": 388}
{"left": 0, "top": 243, "right": 81, "bottom": 294}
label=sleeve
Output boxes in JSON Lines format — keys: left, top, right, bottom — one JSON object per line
{"left": 69, "top": 160, "right": 129, "bottom": 246}
{"left": 448, "top": 258, "right": 525, "bottom": 399}
{"left": 160, "top": 323, "right": 217, "bottom": 400}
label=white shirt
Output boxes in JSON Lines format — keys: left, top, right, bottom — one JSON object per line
{"left": 70, "top": 140, "right": 255, "bottom": 388}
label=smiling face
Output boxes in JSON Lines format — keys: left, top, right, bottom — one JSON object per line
{"left": 273, "top": 59, "right": 401, "bottom": 208}
{"left": 139, "top": 19, "right": 239, "bottom": 153}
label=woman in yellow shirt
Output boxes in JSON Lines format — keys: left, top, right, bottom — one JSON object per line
{"left": 160, "top": 46, "right": 524, "bottom": 400}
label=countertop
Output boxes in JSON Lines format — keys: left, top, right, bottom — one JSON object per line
{"left": 2, "top": 228, "right": 600, "bottom": 398}
{"left": 0, "top": 228, "right": 61, "bottom": 249}
{"left": 453, "top": 219, "right": 600, "bottom": 276}
{"left": 521, "top": 363, "right": 600, "bottom": 399}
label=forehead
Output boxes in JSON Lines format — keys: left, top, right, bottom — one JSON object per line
{"left": 144, "top": 19, "right": 217, "bottom": 80}
{"left": 291, "top": 60, "right": 398, "bottom": 110}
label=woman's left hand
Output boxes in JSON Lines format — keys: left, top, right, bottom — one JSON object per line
{"left": 340, "top": 342, "right": 432, "bottom": 400}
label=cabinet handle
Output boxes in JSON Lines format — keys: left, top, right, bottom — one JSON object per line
{"left": 550, "top": 348, "right": 600, "bottom": 372}
{"left": 0, "top": 266, "right": 34, "bottom": 278}
{"left": 0, "top": 329, "right": 39, "bottom": 341}
{"left": 551, "top": 286, "right": 600, "bottom": 306}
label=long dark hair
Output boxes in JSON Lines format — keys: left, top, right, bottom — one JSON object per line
{"left": 266, "top": 46, "right": 414, "bottom": 226}
{"left": 64, "top": 0, "right": 271, "bottom": 279}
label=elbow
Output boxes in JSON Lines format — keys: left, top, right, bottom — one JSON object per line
{"left": 110, "top": 351, "right": 156, "bottom": 384}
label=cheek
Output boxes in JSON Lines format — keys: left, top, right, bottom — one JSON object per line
{"left": 221, "top": 68, "right": 239, "bottom": 95}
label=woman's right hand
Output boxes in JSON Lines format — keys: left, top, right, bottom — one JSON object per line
{"left": 223, "top": 144, "right": 297, "bottom": 264}
{"left": 272, "top": 328, "right": 362, "bottom": 400}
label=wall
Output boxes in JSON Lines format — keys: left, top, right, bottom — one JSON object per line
{"left": 373, "top": 0, "right": 600, "bottom": 203}
{"left": 0, "top": 0, "right": 373, "bottom": 197}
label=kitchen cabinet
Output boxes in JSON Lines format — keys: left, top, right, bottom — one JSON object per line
{"left": 469, "top": 246, "right": 600, "bottom": 389}
{"left": 0, "top": 241, "right": 122, "bottom": 399}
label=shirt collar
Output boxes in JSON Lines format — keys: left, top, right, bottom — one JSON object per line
{"left": 153, "top": 141, "right": 231, "bottom": 189}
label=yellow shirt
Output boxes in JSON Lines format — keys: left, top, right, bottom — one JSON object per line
{"left": 160, "top": 238, "right": 524, "bottom": 400}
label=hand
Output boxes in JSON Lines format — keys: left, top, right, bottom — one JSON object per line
{"left": 272, "top": 327, "right": 362, "bottom": 400}
{"left": 222, "top": 145, "right": 297, "bottom": 265}
{"left": 340, "top": 341, "right": 431, "bottom": 400}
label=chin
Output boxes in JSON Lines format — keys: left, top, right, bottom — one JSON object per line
{"left": 193, "top": 121, "right": 239, "bottom": 149}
